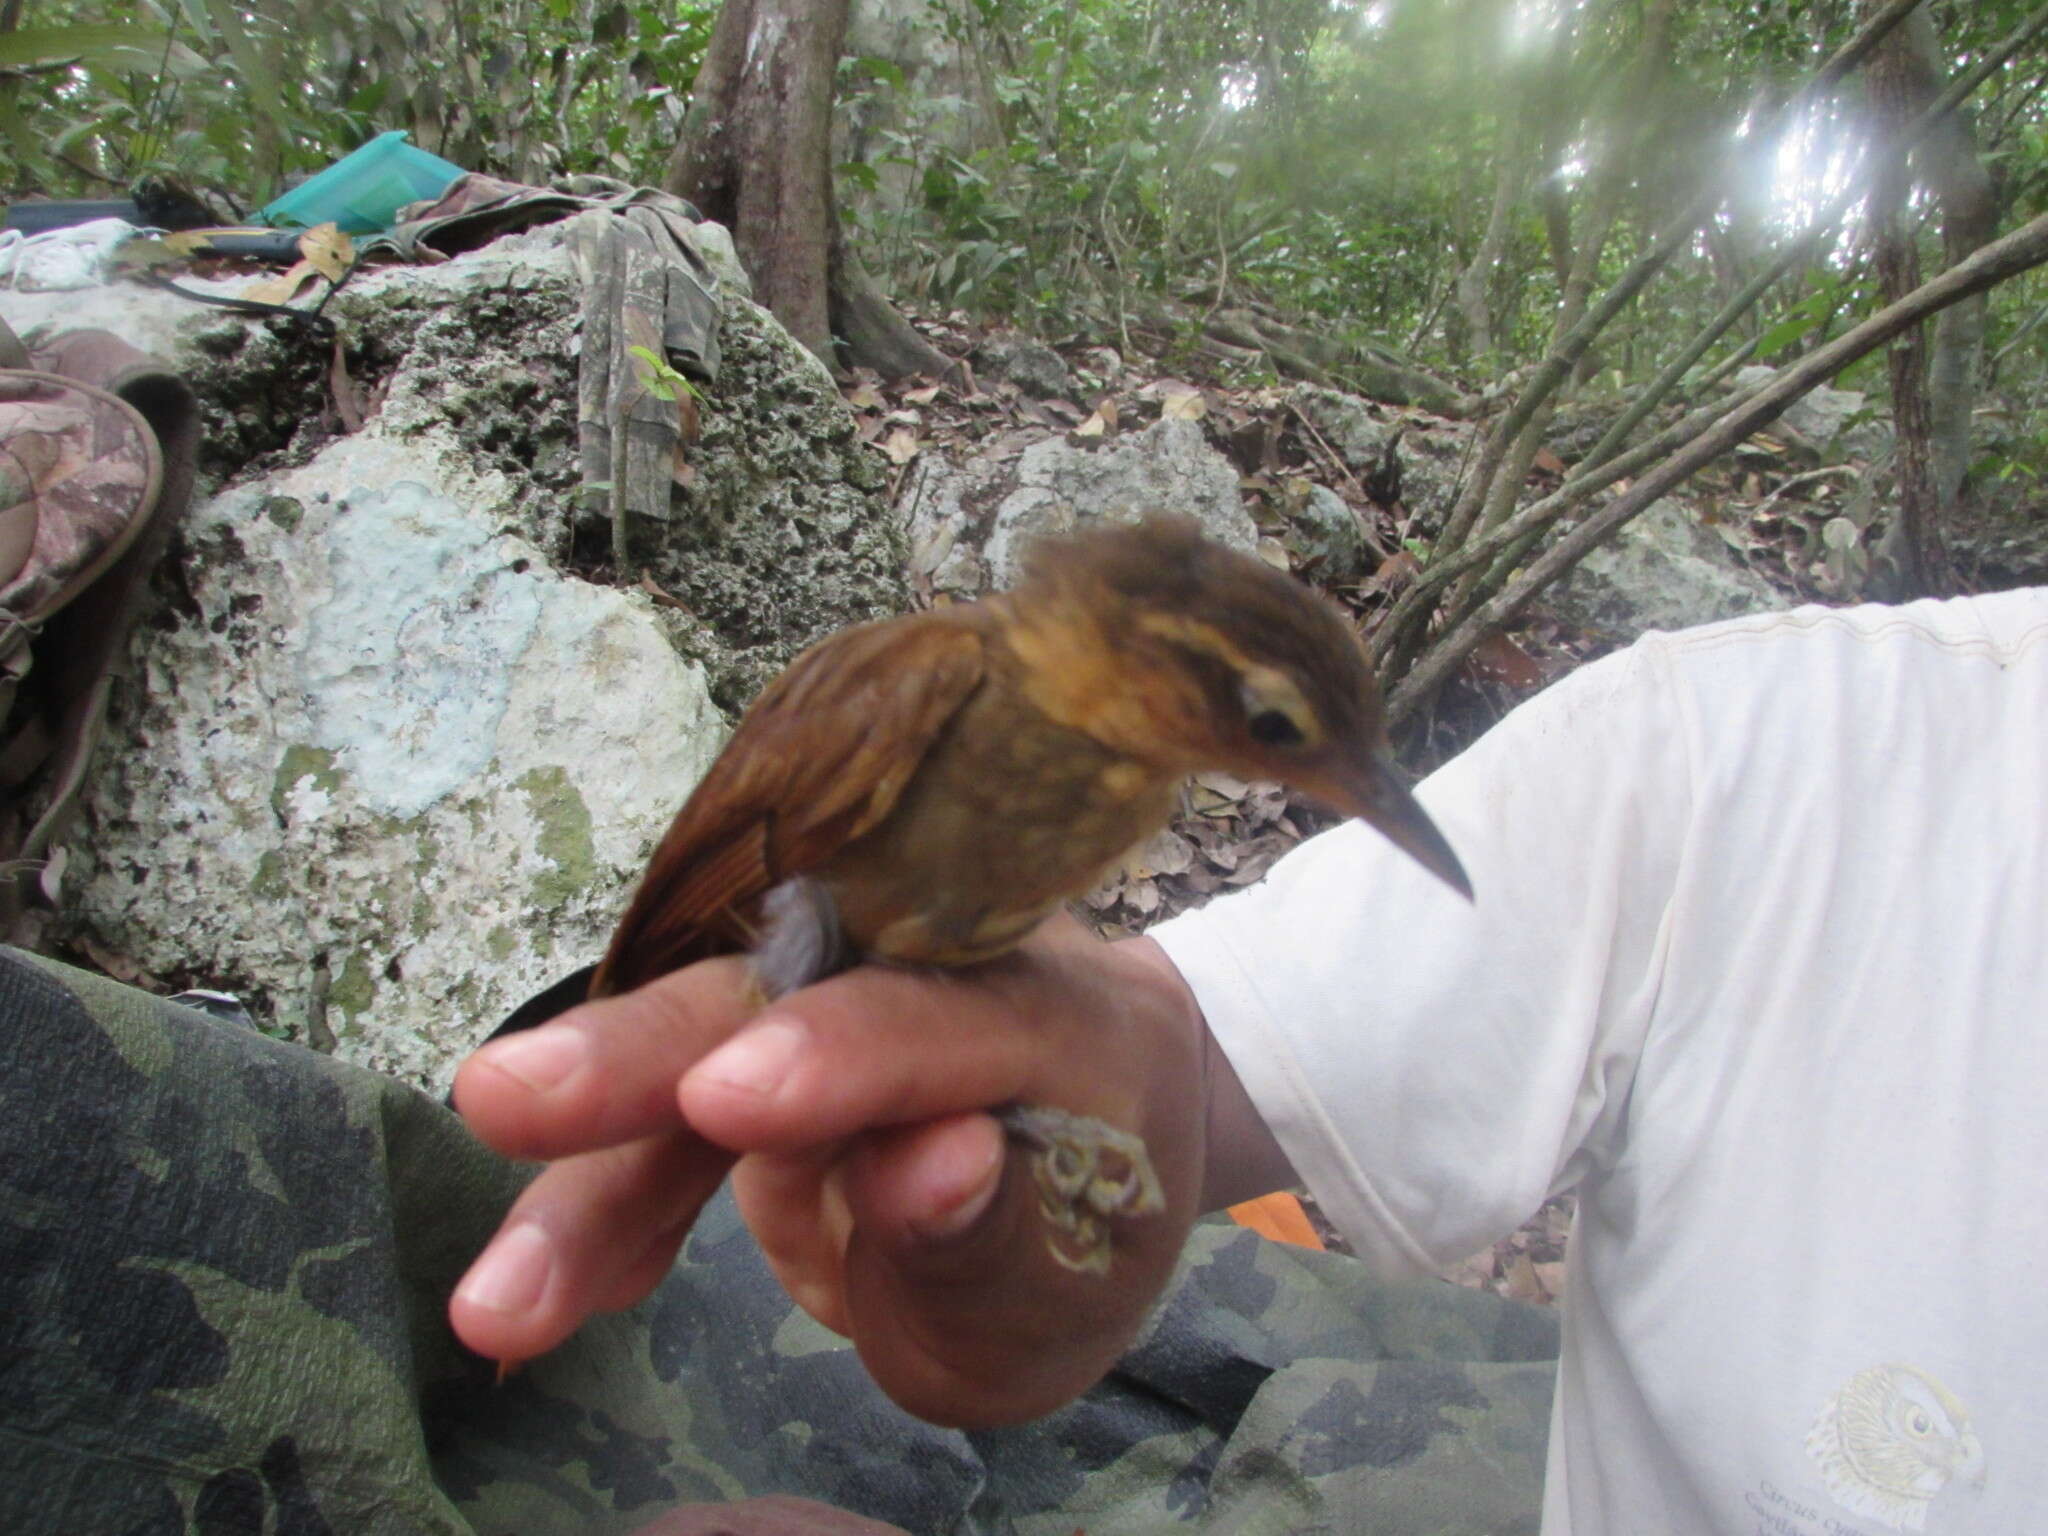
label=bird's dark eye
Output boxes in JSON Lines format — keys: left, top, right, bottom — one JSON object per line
{"left": 1247, "top": 708, "right": 1305, "bottom": 746}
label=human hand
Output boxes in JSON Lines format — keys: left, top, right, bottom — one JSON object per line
{"left": 448, "top": 916, "right": 1210, "bottom": 1427}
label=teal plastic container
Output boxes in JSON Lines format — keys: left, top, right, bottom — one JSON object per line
{"left": 260, "top": 131, "right": 466, "bottom": 235}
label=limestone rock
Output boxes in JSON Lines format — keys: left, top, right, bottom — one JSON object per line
{"left": 76, "top": 469, "right": 725, "bottom": 1089}
{"left": 1287, "top": 385, "right": 1475, "bottom": 532}
{"left": 1289, "top": 484, "right": 1371, "bottom": 584}
{"left": 901, "top": 417, "right": 1256, "bottom": 597}
{"left": 973, "top": 334, "right": 1073, "bottom": 399}
{"left": 1732, "top": 366, "right": 1893, "bottom": 464}
{"left": 11, "top": 220, "right": 903, "bottom": 1088}
{"left": 1550, "top": 497, "right": 1783, "bottom": 640}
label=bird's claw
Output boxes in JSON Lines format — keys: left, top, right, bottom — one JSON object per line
{"left": 999, "top": 1103, "right": 1164, "bottom": 1276}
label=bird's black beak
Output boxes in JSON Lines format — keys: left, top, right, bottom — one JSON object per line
{"left": 1328, "top": 750, "right": 1473, "bottom": 901}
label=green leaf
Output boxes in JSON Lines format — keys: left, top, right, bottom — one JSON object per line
{"left": 846, "top": 55, "right": 905, "bottom": 89}
{"left": 0, "top": 23, "right": 206, "bottom": 75}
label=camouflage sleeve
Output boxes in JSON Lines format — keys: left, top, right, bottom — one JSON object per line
{"left": 0, "top": 948, "right": 1555, "bottom": 1535}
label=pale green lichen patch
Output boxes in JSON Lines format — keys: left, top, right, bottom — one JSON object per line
{"left": 328, "top": 949, "right": 376, "bottom": 1032}
{"left": 271, "top": 745, "right": 342, "bottom": 821}
{"left": 485, "top": 924, "right": 517, "bottom": 962}
{"left": 251, "top": 849, "right": 289, "bottom": 901}
{"left": 517, "top": 766, "right": 596, "bottom": 910}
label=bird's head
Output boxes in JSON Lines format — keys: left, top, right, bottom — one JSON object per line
{"left": 1012, "top": 515, "right": 1472, "bottom": 899}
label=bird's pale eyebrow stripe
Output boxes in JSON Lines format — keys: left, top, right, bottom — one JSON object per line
{"left": 1134, "top": 611, "right": 1255, "bottom": 672}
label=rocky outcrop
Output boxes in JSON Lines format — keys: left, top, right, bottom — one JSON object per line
{"left": 6, "top": 220, "right": 904, "bottom": 1086}
{"left": 900, "top": 417, "right": 1257, "bottom": 597}
{"left": 1549, "top": 497, "right": 1782, "bottom": 639}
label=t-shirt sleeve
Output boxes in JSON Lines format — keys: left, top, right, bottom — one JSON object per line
{"left": 1151, "top": 638, "right": 1692, "bottom": 1276}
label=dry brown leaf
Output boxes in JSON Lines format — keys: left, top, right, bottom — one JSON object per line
{"left": 160, "top": 229, "right": 238, "bottom": 256}
{"left": 297, "top": 222, "right": 354, "bottom": 283}
{"left": 880, "top": 427, "right": 921, "bottom": 465}
{"left": 910, "top": 522, "right": 958, "bottom": 581}
{"left": 74, "top": 934, "right": 167, "bottom": 990}
{"left": 1532, "top": 447, "right": 1567, "bottom": 477}
{"left": 1071, "top": 411, "right": 1109, "bottom": 439}
{"left": 242, "top": 260, "right": 322, "bottom": 306}
{"left": 1191, "top": 769, "right": 1252, "bottom": 803}
{"left": 844, "top": 383, "right": 886, "bottom": 410}
{"left": 1467, "top": 632, "right": 1544, "bottom": 690}
{"left": 1124, "top": 828, "right": 1196, "bottom": 879}
{"left": 637, "top": 572, "right": 692, "bottom": 610}
{"left": 1162, "top": 389, "right": 1207, "bottom": 420}
{"left": 902, "top": 383, "right": 942, "bottom": 404}
{"left": 1372, "top": 548, "right": 1423, "bottom": 587}
{"left": 329, "top": 334, "right": 366, "bottom": 432}
{"left": 1256, "top": 536, "right": 1291, "bottom": 571}
{"left": 1503, "top": 1253, "right": 1546, "bottom": 1302}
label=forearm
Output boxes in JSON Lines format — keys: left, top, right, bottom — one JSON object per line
{"left": 1114, "top": 935, "right": 1299, "bottom": 1213}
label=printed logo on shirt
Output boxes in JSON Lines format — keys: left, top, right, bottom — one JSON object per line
{"left": 1804, "top": 1363, "right": 1984, "bottom": 1531}
{"left": 1737, "top": 1365, "right": 1984, "bottom": 1536}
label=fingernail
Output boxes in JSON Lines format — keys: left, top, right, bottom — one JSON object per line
{"left": 908, "top": 1135, "right": 1003, "bottom": 1242}
{"left": 485, "top": 1025, "right": 586, "bottom": 1094}
{"left": 695, "top": 1017, "right": 807, "bottom": 1099}
{"left": 455, "top": 1223, "right": 554, "bottom": 1315}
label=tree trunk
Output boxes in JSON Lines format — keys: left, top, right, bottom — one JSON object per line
{"left": 1907, "top": 6, "right": 2000, "bottom": 513}
{"left": 664, "top": 0, "right": 960, "bottom": 379}
{"left": 1864, "top": 3, "right": 1954, "bottom": 596}
{"left": 1456, "top": 147, "right": 1522, "bottom": 363}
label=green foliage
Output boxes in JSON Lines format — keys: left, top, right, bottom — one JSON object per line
{"left": 11, "top": 0, "right": 2048, "bottom": 454}
{"left": 627, "top": 342, "right": 701, "bottom": 403}
{"left": 1, "top": 0, "right": 717, "bottom": 207}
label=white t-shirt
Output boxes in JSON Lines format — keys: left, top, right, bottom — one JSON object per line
{"left": 1152, "top": 592, "right": 2048, "bottom": 1535}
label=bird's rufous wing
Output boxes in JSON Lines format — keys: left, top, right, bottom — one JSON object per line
{"left": 592, "top": 612, "right": 987, "bottom": 995}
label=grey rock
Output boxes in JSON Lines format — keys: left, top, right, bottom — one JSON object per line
{"left": 12, "top": 222, "right": 905, "bottom": 1088}
{"left": 1289, "top": 485, "right": 1370, "bottom": 584}
{"left": 1550, "top": 497, "right": 1784, "bottom": 639}
{"left": 901, "top": 417, "right": 1256, "bottom": 595}
{"left": 78, "top": 471, "right": 724, "bottom": 1090}
{"left": 974, "top": 334, "right": 1073, "bottom": 399}
{"left": 1291, "top": 385, "right": 1395, "bottom": 467}
{"left": 1287, "top": 385, "right": 1475, "bottom": 531}
{"left": 1732, "top": 366, "right": 1893, "bottom": 464}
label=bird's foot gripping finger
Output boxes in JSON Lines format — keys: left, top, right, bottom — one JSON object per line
{"left": 998, "top": 1103, "right": 1165, "bottom": 1277}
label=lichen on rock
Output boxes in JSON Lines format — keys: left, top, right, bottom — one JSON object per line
{"left": 5, "top": 223, "right": 905, "bottom": 1088}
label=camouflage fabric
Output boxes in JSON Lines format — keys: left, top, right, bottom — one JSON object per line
{"left": 0, "top": 947, "right": 1557, "bottom": 1534}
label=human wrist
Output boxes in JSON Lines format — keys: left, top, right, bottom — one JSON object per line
{"left": 1113, "top": 933, "right": 1296, "bottom": 1212}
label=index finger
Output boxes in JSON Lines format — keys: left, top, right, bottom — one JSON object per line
{"left": 680, "top": 922, "right": 1179, "bottom": 1156}
{"left": 453, "top": 956, "right": 758, "bottom": 1160}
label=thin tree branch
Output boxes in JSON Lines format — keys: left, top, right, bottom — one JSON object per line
{"left": 1426, "top": 0, "right": 1928, "bottom": 565}
{"left": 1387, "top": 207, "right": 2048, "bottom": 726}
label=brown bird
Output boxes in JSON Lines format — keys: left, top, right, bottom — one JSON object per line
{"left": 593, "top": 514, "right": 1469, "bottom": 1272}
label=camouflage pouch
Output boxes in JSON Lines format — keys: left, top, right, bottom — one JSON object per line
{"left": 0, "top": 317, "right": 198, "bottom": 942}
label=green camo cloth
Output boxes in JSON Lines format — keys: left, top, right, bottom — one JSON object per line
{"left": 0, "top": 948, "right": 1557, "bottom": 1534}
